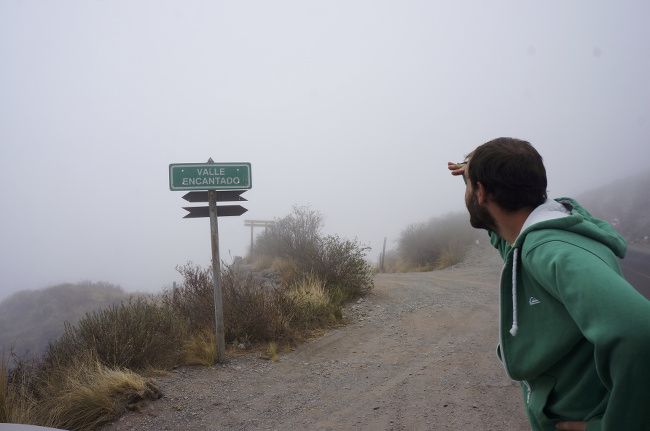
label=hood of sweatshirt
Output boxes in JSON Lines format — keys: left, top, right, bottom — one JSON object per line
{"left": 513, "top": 197, "right": 626, "bottom": 258}
{"left": 505, "top": 198, "right": 627, "bottom": 337}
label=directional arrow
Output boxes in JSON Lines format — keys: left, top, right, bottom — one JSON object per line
{"left": 183, "top": 205, "right": 248, "bottom": 218}
{"left": 182, "top": 190, "right": 248, "bottom": 203}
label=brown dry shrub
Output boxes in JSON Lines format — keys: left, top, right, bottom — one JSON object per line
{"left": 163, "top": 263, "right": 214, "bottom": 334}
{"left": 45, "top": 298, "right": 186, "bottom": 371}
{"left": 270, "top": 257, "right": 301, "bottom": 286}
{"left": 221, "top": 265, "right": 292, "bottom": 343}
{"left": 165, "top": 263, "right": 293, "bottom": 344}
{"left": 253, "top": 207, "right": 374, "bottom": 300}
{"left": 397, "top": 212, "right": 479, "bottom": 270}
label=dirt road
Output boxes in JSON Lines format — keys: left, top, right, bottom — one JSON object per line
{"left": 105, "top": 246, "right": 529, "bottom": 430}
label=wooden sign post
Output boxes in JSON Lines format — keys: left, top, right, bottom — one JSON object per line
{"left": 208, "top": 189, "right": 225, "bottom": 363}
{"left": 170, "top": 159, "right": 252, "bottom": 363}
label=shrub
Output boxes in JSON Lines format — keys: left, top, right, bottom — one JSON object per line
{"left": 46, "top": 298, "right": 187, "bottom": 371}
{"left": 253, "top": 207, "right": 374, "bottom": 300}
{"left": 269, "top": 257, "right": 301, "bottom": 286}
{"left": 308, "top": 235, "right": 374, "bottom": 300}
{"left": 397, "top": 212, "right": 479, "bottom": 270}
{"left": 163, "top": 263, "right": 214, "bottom": 334}
{"left": 164, "top": 263, "right": 293, "bottom": 345}
{"left": 166, "top": 262, "right": 351, "bottom": 346}
{"left": 253, "top": 206, "right": 322, "bottom": 262}
{"left": 221, "top": 265, "right": 291, "bottom": 343}
{"left": 434, "top": 244, "right": 466, "bottom": 269}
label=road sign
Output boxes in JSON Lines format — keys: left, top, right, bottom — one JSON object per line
{"left": 183, "top": 205, "right": 248, "bottom": 218}
{"left": 169, "top": 162, "right": 252, "bottom": 191}
{"left": 182, "top": 190, "right": 248, "bottom": 202}
{"left": 171, "top": 159, "right": 252, "bottom": 364}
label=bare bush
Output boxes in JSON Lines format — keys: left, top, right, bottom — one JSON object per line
{"left": 45, "top": 298, "right": 186, "bottom": 371}
{"left": 397, "top": 212, "right": 479, "bottom": 270}
{"left": 163, "top": 263, "right": 293, "bottom": 344}
{"left": 308, "top": 235, "right": 374, "bottom": 299}
{"left": 163, "top": 263, "right": 214, "bottom": 334}
{"left": 253, "top": 206, "right": 322, "bottom": 261}
{"left": 221, "top": 265, "right": 291, "bottom": 343}
{"left": 253, "top": 207, "right": 374, "bottom": 300}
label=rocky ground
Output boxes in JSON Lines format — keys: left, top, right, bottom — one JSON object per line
{"left": 103, "top": 244, "right": 529, "bottom": 430}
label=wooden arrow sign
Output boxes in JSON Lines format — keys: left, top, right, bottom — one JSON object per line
{"left": 183, "top": 205, "right": 248, "bottom": 218}
{"left": 182, "top": 190, "right": 248, "bottom": 203}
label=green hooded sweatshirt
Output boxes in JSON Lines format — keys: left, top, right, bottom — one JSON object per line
{"left": 490, "top": 198, "right": 650, "bottom": 431}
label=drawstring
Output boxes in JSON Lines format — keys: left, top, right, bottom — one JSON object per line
{"left": 509, "top": 248, "right": 519, "bottom": 336}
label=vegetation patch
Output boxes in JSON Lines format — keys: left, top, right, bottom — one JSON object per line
{"left": 2, "top": 205, "right": 374, "bottom": 430}
{"left": 46, "top": 298, "right": 186, "bottom": 371}
{"left": 1, "top": 353, "right": 160, "bottom": 430}
{"left": 254, "top": 206, "right": 374, "bottom": 299}
{"left": 383, "top": 212, "right": 480, "bottom": 272}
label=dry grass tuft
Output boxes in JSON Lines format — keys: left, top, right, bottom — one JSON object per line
{"left": 1, "top": 352, "right": 160, "bottom": 431}
{"left": 1, "top": 355, "right": 35, "bottom": 424}
{"left": 264, "top": 342, "right": 279, "bottom": 362}
{"left": 285, "top": 276, "right": 339, "bottom": 329}
{"left": 37, "top": 356, "right": 160, "bottom": 430}
{"left": 183, "top": 330, "right": 217, "bottom": 366}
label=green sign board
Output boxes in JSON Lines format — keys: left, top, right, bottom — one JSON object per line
{"left": 169, "top": 162, "right": 252, "bottom": 191}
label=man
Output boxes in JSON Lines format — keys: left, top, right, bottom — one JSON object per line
{"left": 447, "top": 138, "right": 650, "bottom": 431}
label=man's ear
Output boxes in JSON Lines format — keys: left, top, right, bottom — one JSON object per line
{"left": 476, "top": 182, "right": 487, "bottom": 205}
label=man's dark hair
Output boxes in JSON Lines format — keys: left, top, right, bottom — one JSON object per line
{"left": 467, "top": 137, "right": 547, "bottom": 212}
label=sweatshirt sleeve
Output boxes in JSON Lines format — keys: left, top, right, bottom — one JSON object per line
{"left": 526, "top": 241, "right": 650, "bottom": 430}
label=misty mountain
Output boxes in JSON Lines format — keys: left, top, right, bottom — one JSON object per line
{"left": 0, "top": 282, "right": 135, "bottom": 358}
{"left": 576, "top": 171, "right": 650, "bottom": 243}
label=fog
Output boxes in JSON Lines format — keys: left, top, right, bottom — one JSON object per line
{"left": 1, "top": 1, "right": 649, "bottom": 300}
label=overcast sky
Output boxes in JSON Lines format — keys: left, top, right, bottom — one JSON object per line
{"left": 1, "top": 0, "right": 649, "bottom": 300}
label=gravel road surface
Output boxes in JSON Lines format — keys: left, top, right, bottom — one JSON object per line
{"left": 104, "top": 245, "right": 529, "bottom": 430}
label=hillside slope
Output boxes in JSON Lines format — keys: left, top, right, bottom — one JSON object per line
{"left": 576, "top": 171, "right": 650, "bottom": 243}
{"left": 0, "top": 282, "right": 134, "bottom": 357}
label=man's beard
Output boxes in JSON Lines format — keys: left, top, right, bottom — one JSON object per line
{"left": 467, "top": 191, "right": 498, "bottom": 232}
